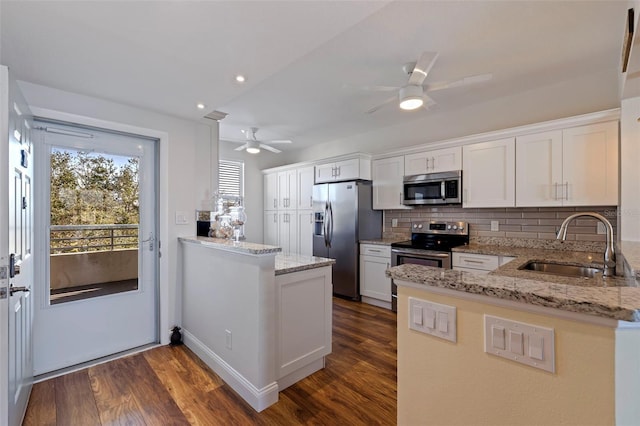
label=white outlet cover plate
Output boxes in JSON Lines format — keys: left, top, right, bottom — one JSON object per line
{"left": 484, "top": 314, "right": 555, "bottom": 373}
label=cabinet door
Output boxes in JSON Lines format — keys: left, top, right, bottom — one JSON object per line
{"left": 462, "top": 138, "right": 515, "bottom": 207}
{"left": 277, "top": 170, "right": 296, "bottom": 210}
{"left": 315, "top": 163, "right": 335, "bottom": 183}
{"left": 278, "top": 211, "right": 297, "bottom": 254}
{"left": 515, "top": 130, "right": 563, "bottom": 207}
{"left": 334, "top": 158, "right": 360, "bottom": 180}
{"left": 263, "top": 211, "right": 279, "bottom": 246}
{"left": 297, "top": 210, "right": 314, "bottom": 256}
{"left": 297, "top": 166, "right": 315, "bottom": 209}
{"left": 264, "top": 172, "right": 278, "bottom": 211}
{"left": 431, "top": 147, "right": 462, "bottom": 173}
{"left": 359, "top": 255, "right": 391, "bottom": 301}
{"left": 404, "top": 152, "right": 430, "bottom": 175}
{"left": 562, "top": 121, "right": 619, "bottom": 206}
{"left": 372, "top": 156, "right": 408, "bottom": 210}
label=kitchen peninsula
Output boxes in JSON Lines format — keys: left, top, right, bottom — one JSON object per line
{"left": 388, "top": 243, "right": 640, "bottom": 425}
{"left": 179, "top": 237, "right": 334, "bottom": 412}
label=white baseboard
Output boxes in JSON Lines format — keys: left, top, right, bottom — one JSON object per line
{"left": 182, "top": 329, "right": 279, "bottom": 412}
{"left": 278, "top": 357, "right": 324, "bottom": 391}
{"left": 361, "top": 296, "right": 392, "bottom": 310}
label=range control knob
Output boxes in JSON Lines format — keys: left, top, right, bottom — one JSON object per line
{"left": 417, "top": 224, "right": 423, "bottom": 229}
{"left": 447, "top": 225, "right": 452, "bottom": 230}
{"left": 452, "top": 225, "right": 458, "bottom": 230}
{"left": 413, "top": 224, "right": 417, "bottom": 228}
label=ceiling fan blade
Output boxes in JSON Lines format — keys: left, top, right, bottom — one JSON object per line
{"left": 267, "top": 139, "right": 292, "bottom": 144}
{"left": 407, "top": 52, "right": 439, "bottom": 86}
{"left": 259, "top": 144, "right": 281, "bottom": 154}
{"left": 366, "top": 95, "right": 397, "bottom": 114}
{"left": 234, "top": 144, "right": 249, "bottom": 151}
{"left": 220, "top": 138, "right": 247, "bottom": 144}
{"left": 425, "top": 73, "right": 493, "bottom": 92}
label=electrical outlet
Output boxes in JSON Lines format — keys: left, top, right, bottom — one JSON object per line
{"left": 597, "top": 222, "right": 606, "bottom": 235}
{"left": 392, "top": 218, "right": 398, "bottom": 227}
{"left": 491, "top": 220, "right": 499, "bottom": 231}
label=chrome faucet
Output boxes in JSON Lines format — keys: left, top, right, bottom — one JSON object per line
{"left": 556, "top": 212, "right": 616, "bottom": 277}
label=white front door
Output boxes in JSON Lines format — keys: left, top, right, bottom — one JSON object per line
{"left": 33, "top": 121, "right": 158, "bottom": 375}
{"left": 1, "top": 66, "right": 35, "bottom": 426}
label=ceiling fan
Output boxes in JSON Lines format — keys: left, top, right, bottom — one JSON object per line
{"left": 224, "top": 127, "right": 292, "bottom": 154}
{"left": 364, "top": 51, "right": 492, "bottom": 114}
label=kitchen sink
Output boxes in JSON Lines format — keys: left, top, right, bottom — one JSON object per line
{"left": 518, "top": 261, "right": 603, "bottom": 278}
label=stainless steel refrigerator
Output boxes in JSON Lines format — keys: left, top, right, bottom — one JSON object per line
{"left": 313, "top": 180, "right": 382, "bottom": 300}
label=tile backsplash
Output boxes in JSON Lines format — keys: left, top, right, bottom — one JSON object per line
{"left": 383, "top": 206, "right": 618, "bottom": 243}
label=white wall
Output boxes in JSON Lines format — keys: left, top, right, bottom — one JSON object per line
{"left": 620, "top": 97, "right": 640, "bottom": 241}
{"left": 219, "top": 140, "right": 264, "bottom": 243}
{"left": 17, "top": 81, "right": 218, "bottom": 342}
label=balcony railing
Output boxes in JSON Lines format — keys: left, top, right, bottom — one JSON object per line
{"left": 50, "top": 224, "right": 138, "bottom": 254}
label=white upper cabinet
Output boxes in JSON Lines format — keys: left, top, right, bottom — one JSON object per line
{"left": 404, "top": 146, "right": 462, "bottom": 176}
{"left": 315, "top": 156, "right": 371, "bottom": 183}
{"left": 515, "top": 122, "right": 618, "bottom": 207}
{"left": 277, "top": 170, "right": 297, "bottom": 210}
{"left": 372, "top": 156, "right": 409, "bottom": 210}
{"left": 297, "top": 166, "right": 315, "bottom": 210}
{"left": 561, "top": 121, "right": 618, "bottom": 206}
{"left": 463, "top": 138, "right": 515, "bottom": 208}
{"left": 515, "top": 130, "right": 563, "bottom": 207}
{"left": 264, "top": 172, "right": 278, "bottom": 211}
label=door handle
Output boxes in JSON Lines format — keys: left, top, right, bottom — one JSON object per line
{"left": 141, "top": 232, "right": 155, "bottom": 251}
{"left": 328, "top": 201, "right": 334, "bottom": 248}
{"left": 10, "top": 284, "right": 30, "bottom": 296}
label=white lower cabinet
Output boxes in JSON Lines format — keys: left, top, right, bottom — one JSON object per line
{"left": 264, "top": 211, "right": 279, "bottom": 246}
{"left": 452, "top": 252, "right": 515, "bottom": 274}
{"left": 359, "top": 244, "right": 392, "bottom": 309}
{"left": 297, "top": 210, "right": 314, "bottom": 256}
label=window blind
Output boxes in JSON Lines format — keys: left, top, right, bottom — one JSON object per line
{"left": 218, "top": 160, "right": 244, "bottom": 198}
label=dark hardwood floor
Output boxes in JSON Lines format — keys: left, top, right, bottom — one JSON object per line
{"left": 23, "top": 297, "right": 397, "bottom": 425}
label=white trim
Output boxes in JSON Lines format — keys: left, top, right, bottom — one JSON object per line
{"left": 28, "top": 106, "right": 170, "bottom": 345}
{"left": 0, "top": 64, "right": 10, "bottom": 426}
{"left": 395, "top": 279, "right": 627, "bottom": 328}
{"left": 373, "top": 108, "right": 621, "bottom": 160}
{"left": 182, "top": 329, "right": 279, "bottom": 412}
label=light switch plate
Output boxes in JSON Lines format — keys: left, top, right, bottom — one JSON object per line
{"left": 175, "top": 211, "right": 189, "bottom": 225}
{"left": 491, "top": 220, "right": 499, "bottom": 231}
{"left": 409, "top": 297, "right": 456, "bottom": 343}
{"left": 484, "top": 315, "right": 555, "bottom": 373}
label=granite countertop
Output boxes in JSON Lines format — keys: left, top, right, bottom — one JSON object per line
{"left": 388, "top": 264, "right": 640, "bottom": 322}
{"left": 179, "top": 236, "right": 281, "bottom": 255}
{"left": 360, "top": 238, "right": 407, "bottom": 246}
{"left": 275, "top": 253, "right": 336, "bottom": 275}
{"left": 619, "top": 240, "right": 640, "bottom": 279}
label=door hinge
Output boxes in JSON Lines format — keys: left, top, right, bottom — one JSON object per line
{"left": 0, "top": 266, "right": 7, "bottom": 280}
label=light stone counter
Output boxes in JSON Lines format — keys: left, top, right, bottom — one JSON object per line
{"left": 275, "top": 254, "right": 335, "bottom": 275}
{"left": 179, "top": 236, "right": 281, "bottom": 255}
{"left": 619, "top": 240, "right": 640, "bottom": 279}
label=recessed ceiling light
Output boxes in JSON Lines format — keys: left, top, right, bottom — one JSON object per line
{"left": 196, "top": 103, "right": 206, "bottom": 110}
{"left": 235, "top": 75, "right": 246, "bottom": 83}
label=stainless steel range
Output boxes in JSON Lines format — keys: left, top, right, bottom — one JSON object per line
{"left": 390, "top": 221, "right": 469, "bottom": 312}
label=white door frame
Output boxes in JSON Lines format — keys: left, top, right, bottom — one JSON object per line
{"left": 29, "top": 107, "right": 170, "bottom": 347}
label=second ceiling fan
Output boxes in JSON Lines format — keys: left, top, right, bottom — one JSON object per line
{"left": 365, "top": 51, "right": 492, "bottom": 114}
{"left": 225, "top": 127, "right": 292, "bottom": 154}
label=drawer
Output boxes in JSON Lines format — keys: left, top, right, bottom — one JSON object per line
{"left": 452, "top": 252, "right": 500, "bottom": 271}
{"left": 360, "top": 244, "right": 391, "bottom": 258}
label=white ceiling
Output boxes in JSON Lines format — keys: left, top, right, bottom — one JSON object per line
{"left": 0, "top": 0, "right": 631, "bottom": 155}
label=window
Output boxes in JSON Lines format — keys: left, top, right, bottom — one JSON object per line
{"left": 218, "top": 160, "right": 244, "bottom": 201}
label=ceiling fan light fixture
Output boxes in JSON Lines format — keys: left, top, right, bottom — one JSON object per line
{"left": 246, "top": 140, "right": 260, "bottom": 154}
{"left": 399, "top": 85, "right": 424, "bottom": 110}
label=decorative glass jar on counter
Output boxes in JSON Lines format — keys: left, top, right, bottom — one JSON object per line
{"left": 208, "top": 192, "right": 246, "bottom": 240}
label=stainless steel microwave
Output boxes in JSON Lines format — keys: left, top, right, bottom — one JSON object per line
{"left": 403, "top": 170, "right": 462, "bottom": 205}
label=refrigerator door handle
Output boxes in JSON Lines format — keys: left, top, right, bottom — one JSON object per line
{"left": 323, "top": 201, "right": 329, "bottom": 247}
{"left": 328, "top": 201, "right": 334, "bottom": 248}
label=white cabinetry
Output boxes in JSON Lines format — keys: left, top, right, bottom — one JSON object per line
{"left": 264, "top": 211, "right": 279, "bottom": 246}
{"left": 278, "top": 170, "right": 297, "bottom": 210}
{"left": 297, "top": 210, "right": 314, "bottom": 256}
{"left": 297, "top": 166, "right": 315, "bottom": 210}
{"left": 359, "top": 244, "right": 392, "bottom": 310}
{"left": 404, "top": 146, "right": 462, "bottom": 175}
{"left": 452, "top": 252, "right": 515, "bottom": 274}
{"left": 278, "top": 211, "right": 298, "bottom": 254}
{"left": 561, "top": 122, "right": 618, "bottom": 206}
{"left": 372, "top": 156, "right": 409, "bottom": 210}
{"left": 264, "top": 172, "right": 278, "bottom": 211}
{"left": 515, "top": 122, "right": 619, "bottom": 207}
{"left": 462, "top": 138, "right": 515, "bottom": 208}
{"left": 315, "top": 156, "right": 371, "bottom": 183}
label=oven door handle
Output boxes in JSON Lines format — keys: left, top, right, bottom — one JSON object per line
{"left": 391, "top": 249, "right": 450, "bottom": 258}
